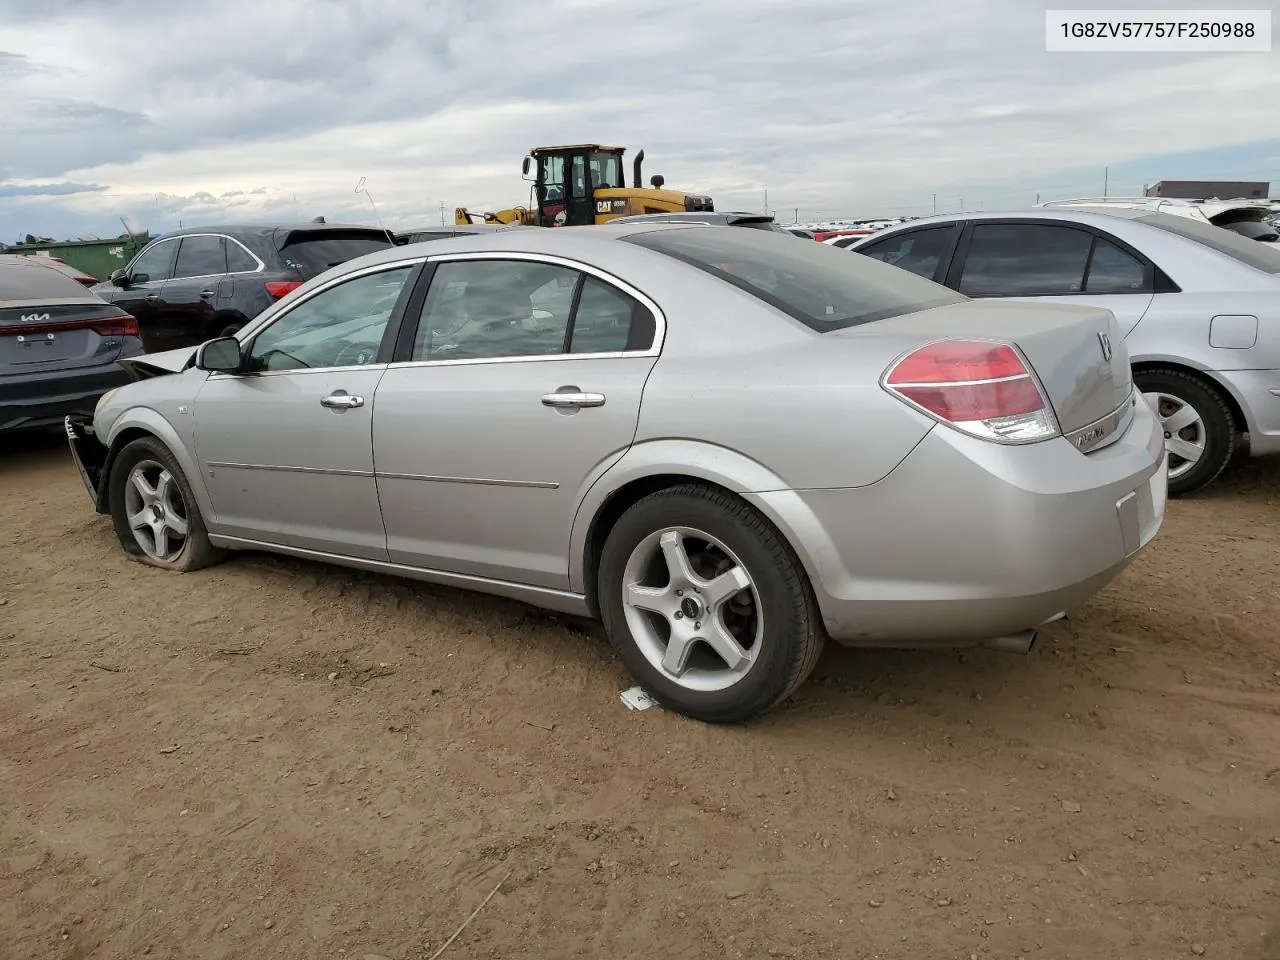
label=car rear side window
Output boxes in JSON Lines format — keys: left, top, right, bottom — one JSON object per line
{"left": 569, "top": 276, "right": 656, "bottom": 353}
{"left": 1085, "top": 238, "right": 1148, "bottom": 294}
{"left": 277, "top": 231, "right": 396, "bottom": 279}
{"left": 1138, "top": 212, "right": 1280, "bottom": 274}
{"left": 855, "top": 226, "right": 956, "bottom": 280}
{"left": 623, "top": 228, "right": 962, "bottom": 332}
{"left": 226, "top": 240, "right": 259, "bottom": 272}
{"left": 411, "top": 259, "right": 657, "bottom": 361}
{"left": 413, "top": 260, "right": 577, "bottom": 361}
{"left": 173, "top": 235, "right": 227, "bottom": 279}
{"left": 958, "top": 224, "right": 1094, "bottom": 296}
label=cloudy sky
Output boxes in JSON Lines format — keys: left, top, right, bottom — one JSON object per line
{"left": 2, "top": 0, "right": 1278, "bottom": 241}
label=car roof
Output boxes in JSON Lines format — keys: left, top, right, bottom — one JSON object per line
{"left": 865, "top": 207, "right": 1152, "bottom": 230}
{"left": 611, "top": 211, "right": 775, "bottom": 225}
{"left": 319, "top": 221, "right": 710, "bottom": 275}
{"left": 155, "top": 222, "right": 392, "bottom": 241}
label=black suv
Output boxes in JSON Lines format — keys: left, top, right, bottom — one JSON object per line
{"left": 92, "top": 222, "right": 396, "bottom": 353}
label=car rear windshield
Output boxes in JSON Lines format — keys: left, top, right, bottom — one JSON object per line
{"left": 276, "top": 230, "right": 396, "bottom": 279}
{"left": 1137, "top": 212, "right": 1280, "bottom": 274}
{"left": 623, "top": 227, "right": 964, "bottom": 331}
{"left": 732, "top": 218, "right": 788, "bottom": 232}
{"left": 0, "top": 258, "right": 102, "bottom": 302}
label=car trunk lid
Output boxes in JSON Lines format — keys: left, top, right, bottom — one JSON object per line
{"left": 0, "top": 302, "right": 134, "bottom": 374}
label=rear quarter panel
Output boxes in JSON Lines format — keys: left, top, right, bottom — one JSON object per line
{"left": 630, "top": 276, "right": 937, "bottom": 491}
{"left": 1127, "top": 291, "right": 1280, "bottom": 373}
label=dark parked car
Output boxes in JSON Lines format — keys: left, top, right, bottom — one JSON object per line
{"left": 91, "top": 222, "right": 396, "bottom": 352}
{"left": 1, "top": 254, "right": 142, "bottom": 432}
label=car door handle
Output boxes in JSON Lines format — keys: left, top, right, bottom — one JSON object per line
{"left": 199, "top": 289, "right": 216, "bottom": 299}
{"left": 320, "top": 393, "right": 364, "bottom": 409}
{"left": 144, "top": 294, "right": 159, "bottom": 301}
{"left": 542, "top": 391, "right": 605, "bottom": 409}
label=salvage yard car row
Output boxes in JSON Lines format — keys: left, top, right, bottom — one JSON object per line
{"left": 61, "top": 224, "right": 1165, "bottom": 723}
{"left": 846, "top": 205, "right": 1280, "bottom": 495}
{"left": 5, "top": 199, "right": 1278, "bottom": 724}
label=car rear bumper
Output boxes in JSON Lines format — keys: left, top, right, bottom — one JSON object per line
{"left": 0, "top": 361, "right": 132, "bottom": 432}
{"left": 1211, "top": 367, "right": 1280, "bottom": 456}
{"left": 747, "top": 393, "right": 1167, "bottom": 646}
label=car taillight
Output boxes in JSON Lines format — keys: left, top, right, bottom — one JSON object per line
{"left": 91, "top": 315, "right": 140, "bottom": 337}
{"left": 265, "top": 280, "right": 303, "bottom": 299}
{"left": 882, "top": 339, "right": 1059, "bottom": 443}
{"left": 0, "top": 314, "right": 139, "bottom": 337}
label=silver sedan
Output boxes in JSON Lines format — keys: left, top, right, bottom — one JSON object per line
{"left": 65, "top": 224, "right": 1167, "bottom": 723}
{"left": 847, "top": 207, "right": 1280, "bottom": 495}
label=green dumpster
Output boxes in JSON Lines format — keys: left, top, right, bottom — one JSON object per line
{"left": 1, "top": 233, "right": 151, "bottom": 282}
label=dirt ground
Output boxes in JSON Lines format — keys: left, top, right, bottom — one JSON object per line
{"left": 1, "top": 430, "right": 1278, "bottom": 960}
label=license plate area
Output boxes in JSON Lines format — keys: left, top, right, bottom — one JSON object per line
{"left": 3, "top": 330, "right": 77, "bottom": 365}
{"left": 1116, "top": 461, "right": 1168, "bottom": 557}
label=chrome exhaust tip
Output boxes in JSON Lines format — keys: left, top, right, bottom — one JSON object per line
{"left": 980, "top": 629, "right": 1037, "bottom": 655}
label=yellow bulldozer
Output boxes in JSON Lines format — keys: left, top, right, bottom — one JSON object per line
{"left": 455, "top": 144, "right": 714, "bottom": 228}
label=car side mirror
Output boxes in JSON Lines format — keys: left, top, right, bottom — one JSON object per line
{"left": 195, "top": 336, "right": 242, "bottom": 373}
{"left": 109, "top": 268, "right": 130, "bottom": 287}
{"left": 522, "top": 155, "right": 533, "bottom": 178}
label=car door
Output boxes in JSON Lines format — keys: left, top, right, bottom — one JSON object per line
{"left": 109, "top": 237, "right": 179, "bottom": 350}
{"left": 944, "top": 220, "right": 1157, "bottom": 336}
{"left": 155, "top": 234, "right": 229, "bottom": 351}
{"left": 192, "top": 261, "right": 421, "bottom": 559}
{"left": 372, "top": 254, "right": 662, "bottom": 588}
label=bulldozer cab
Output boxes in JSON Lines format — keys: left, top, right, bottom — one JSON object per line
{"left": 526, "top": 145, "right": 627, "bottom": 227}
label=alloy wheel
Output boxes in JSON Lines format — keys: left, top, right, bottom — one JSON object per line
{"left": 621, "top": 526, "right": 763, "bottom": 692}
{"left": 123, "top": 459, "right": 190, "bottom": 562}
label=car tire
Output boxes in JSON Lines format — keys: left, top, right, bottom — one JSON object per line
{"left": 1135, "top": 368, "right": 1236, "bottom": 496}
{"left": 107, "top": 436, "right": 225, "bottom": 572}
{"left": 218, "top": 322, "right": 243, "bottom": 338}
{"left": 598, "top": 483, "right": 825, "bottom": 723}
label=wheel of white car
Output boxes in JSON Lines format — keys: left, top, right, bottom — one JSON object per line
{"left": 1134, "top": 368, "right": 1236, "bottom": 496}
{"left": 107, "top": 436, "right": 225, "bottom": 572}
{"left": 597, "top": 483, "right": 825, "bottom": 723}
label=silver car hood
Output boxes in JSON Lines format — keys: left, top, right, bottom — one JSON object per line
{"left": 118, "top": 346, "right": 197, "bottom": 381}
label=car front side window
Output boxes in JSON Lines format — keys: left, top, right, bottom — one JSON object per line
{"left": 129, "top": 240, "right": 177, "bottom": 284}
{"left": 245, "top": 266, "right": 414, "bottom": 372}
{"left": 856, "top": 226, "right": 956, "bottom": 281}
